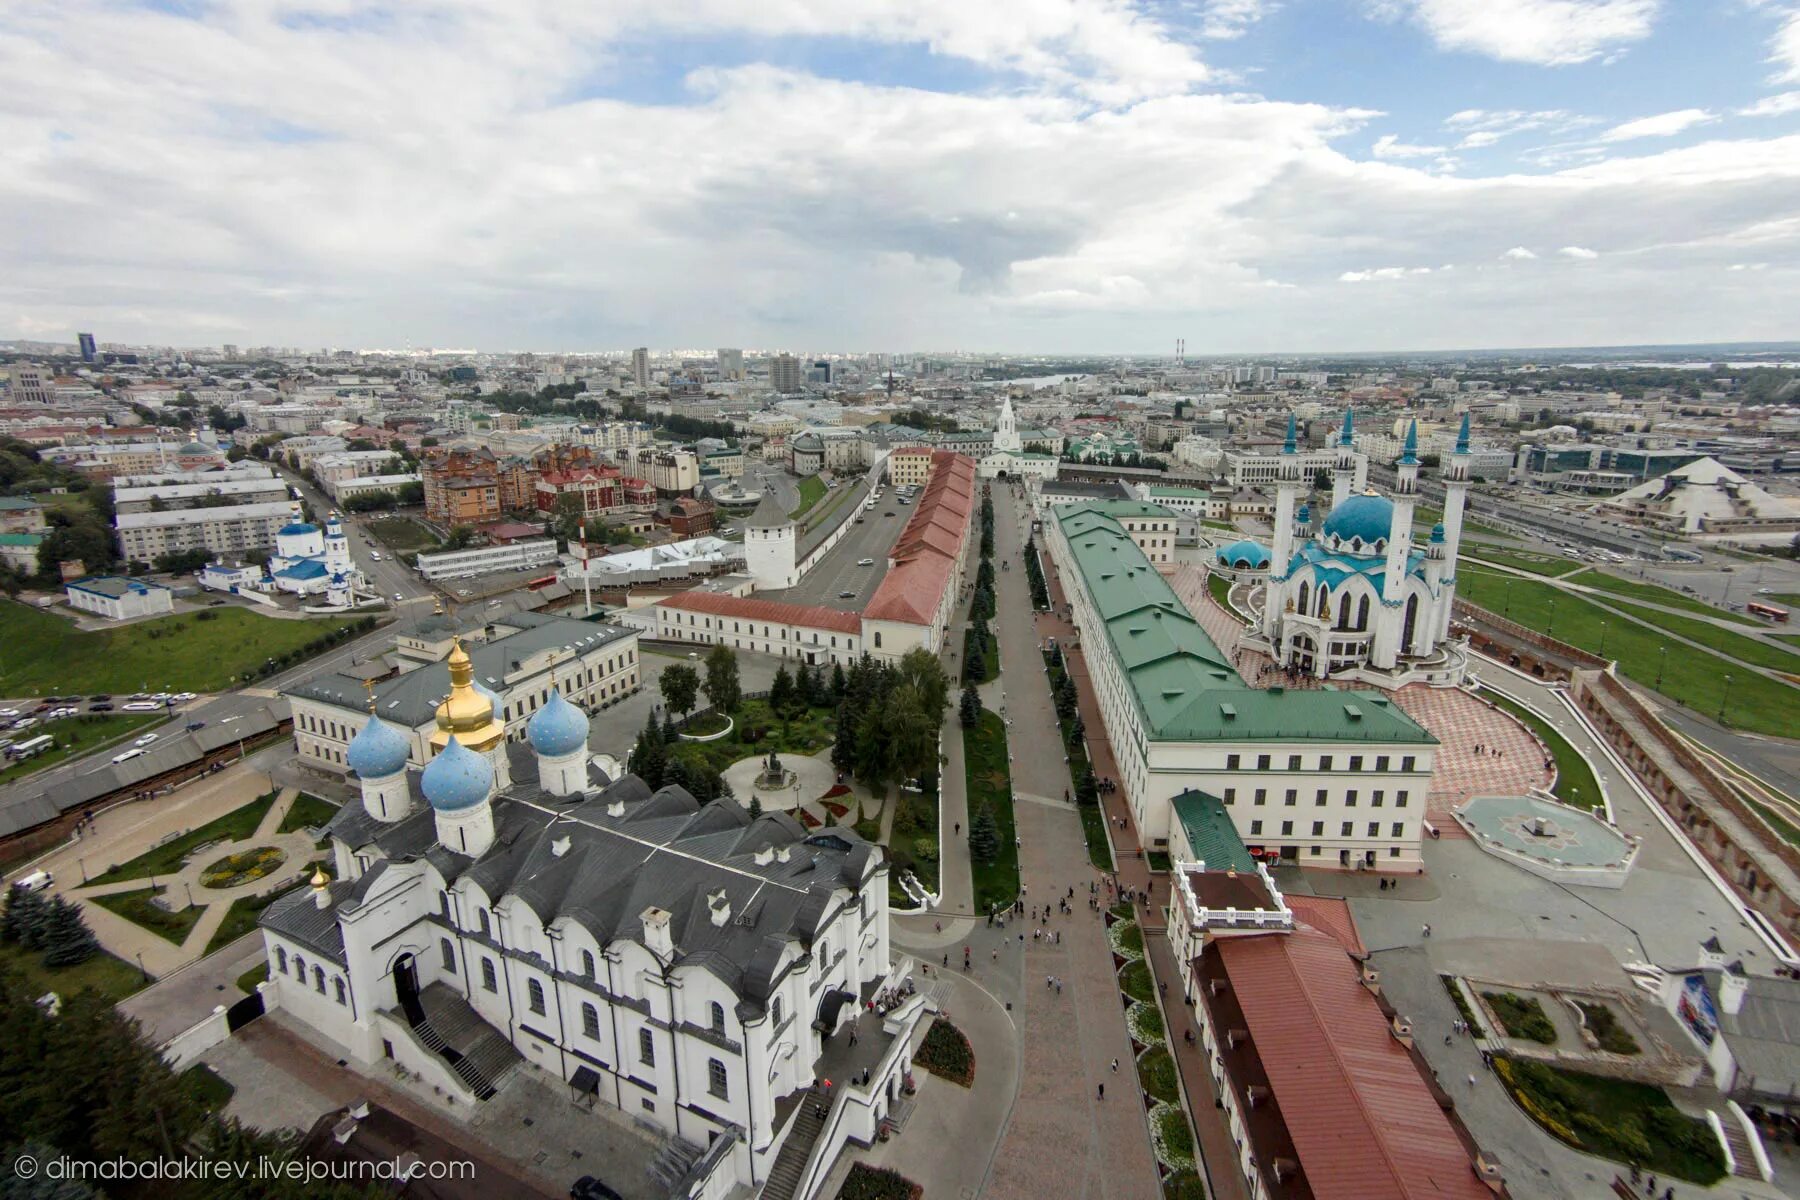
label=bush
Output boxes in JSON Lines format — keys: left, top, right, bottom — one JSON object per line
{"left": 1483, "top": 991, "right": 1557, "bottom": 1044}
{"left": 913, "top": 1019, "right": 975, "bottom": 1087}
{"left": 1138, "top": 1046, "right": 1179, "bottom": 1104}
{"left": 912, "top": 837, "right": 938, "bottom": 863}
{"left": 837, "top": 1165, "right": 921, "bottom": 1200}
{"left": 1576, "top": 1000, "right": 1641, "bottom": 1055}
{"left": 1121, "top": 959, "right": 1155, "bottom": 1005}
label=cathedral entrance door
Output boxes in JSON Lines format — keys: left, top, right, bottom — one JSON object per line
{"left": 394, "top": 953, "right": 423, "bottom": 1026}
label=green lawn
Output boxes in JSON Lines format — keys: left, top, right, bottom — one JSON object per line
{"left": 1138, "top": 1046, "right": 1179, "bottom": 1104}
{"left": 235, "top": 960, "right": 270, "bottom": 994}
{"left": 1572, "top": 570, "right": 1761, "bottom": 626}
{"left": 1458, "top": 568, "right": 1798, "bottom": 738}
{"left": 966, "top": 708, "right": 1020, "bottom": 913}
{"left": 0, "top": 602, "right": 365, "bottom": 694}
{"left": 364, "top": 515, "right": 440, "bottom": 552}
{"left": 1206, "top": 572, "right": 1234, "bottom": 613}
{"left": 669, "top": 699, "right": 836, "bottom": 779}
{"left": 1747, "top": 797, "right": 1800, "bottom": 851}
{"left": 205, "top": 868, "right": 320, "bottom": 955}
{"left": 90, "top": 886, "right": 205, "bottom": 945}
{"left": 788, "top": 475, "right": 827, "bottom": 520}
{"left": 0, "top": 712, "right": 164, "bottom": 786}
{"left": 1494, "top": 1056, "right": 1725, "bottom": 1185}
{"left": 180, "top": 1062, "right": 236, "bottom": 1113}
{"left": 91, "top": 789, "right": 280, "bottom": 885}
{"left": 0, "top": 938, "right": 148, "bottom": 1002}
{"left": 1603, "top": 600, "right": 1800, "bottom": 673}
{"left": 1481, "top": 690, "right": 1604, "bottom": 812}
{"left": 1201, "top": 519, "right": 1237, "bottom": 531}
{"left": 277, "top": 792, "right": 341, "bottom": 836}
{"left": 1466, "top": 548, "right": 1584, "bottom": 577}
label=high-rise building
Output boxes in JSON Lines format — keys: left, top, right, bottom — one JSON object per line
{"left": 10, "top": 363, "right": 54, "bottom": 405}
{"left": 717, "top": 347, "right": 744, "bottom": 381}
{"left": 77, "top": 332, "right": 97, "bottom": 363}
{"left": 630, "top": 347, "right": 650, "bottom": 388}
{"left": 770, "top": 352, "right": 801, "bottom": 393}
{"left": 812, "top": 360, "right": 832, "bottom": 385}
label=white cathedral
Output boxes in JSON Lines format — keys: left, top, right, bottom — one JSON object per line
{"left": 258, "top": 640, "right": 923, "bottom": 1196}
{"left": 1252, "top": 412, "right": 1473, "bottom": 683}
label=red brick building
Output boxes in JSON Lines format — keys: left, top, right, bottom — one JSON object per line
{"left": 667, "top": 496, "right": 717, "bottom": 537}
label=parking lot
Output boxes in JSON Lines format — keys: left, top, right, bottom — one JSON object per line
{"left": 760, "top": 484, "right": 916, "bottom": 612}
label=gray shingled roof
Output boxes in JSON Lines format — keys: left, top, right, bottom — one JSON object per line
{"left": 288, "top": 746, "right": 880, "bottom": 1007}
{"left": 746, "top": 487, "right": 792, "bottom": 530}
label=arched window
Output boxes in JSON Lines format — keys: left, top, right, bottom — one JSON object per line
{"left": 582, "top": 950, "right": 596, "bottom": 979}
{"left": 771, "top": 997, "right": 784, "bottom": 1027}
{"left": 638, "top": 1028, "right": 655, "bottom": 1066}
{"left": 294, "top": 954, "right": 306, "bottom": 980}
{"left": 708, "top": 1059, "right": 728, "bottom": 1099}
{"left": 1296, "top": 581, "right": 1309, "bottom": 615}
{"left": 477, "top": 909, "right": 490, "bottom": 937}
{"left": 440, "top": 938, "right": 455, "bottom": 973}
{"left": 1337, "top": 592, "right": 1352, "bottom": 631}
{"left": 1316, "top": 587, "right": 1331, "bottom": 618}
{"left": 1356, "top": 594, "right": 1370, "bottom": 631}
{"left": 275, "top": 947, "right": 287, "bottom": 975}
{"left": 710, "top": 1002, "right": 726, "bottom": 1034}
{"left": 481, "top": 957, "right": 497, "bottom": 992}
{"left": 873, "top": 632, "right": 882, "bottom": 649}
{"left": 582, "top": 1003, "right": 600, "bottom": 1039}
{"left": 528, "top": 979, "right": 546, "bottom": 1015}
{"left": 313, "top": 966, "right": 326, "bottom": 994}
{"left": 334, "top": 978, "right": 347, "bottom": 1005}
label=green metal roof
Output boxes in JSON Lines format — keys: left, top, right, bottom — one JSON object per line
{"left": 0, "top": 533, "right": 43, "bottom": 546}
{"left": 1170, "top": 791, "right": 1257, "bottom": 872}
{"left": 1055, "top": 502, "right": 1435, "bottom": 746}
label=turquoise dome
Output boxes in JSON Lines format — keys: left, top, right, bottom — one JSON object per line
{"left": 527, "top": 689, "right": 589, "bottom": 757}
{"left": 1215, "top": 540, "right": 1270, "bottom": 569}
{"left": 346, "top": 713, "right": 410, "bottom": 779}
{"left": 1320, "top": 494, "right": 1394, "bottom": 550}
{"left": 422, "top": 735, "right": 493, "bottom": 812}
{"left": 1429, "top": 522, "right": 1446, "bottom": 545}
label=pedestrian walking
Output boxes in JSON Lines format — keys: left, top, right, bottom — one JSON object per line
{"left": 1466, "top": 1074, "right": 1477, "bottom": 1087}
{"left": 1097, "top": 1083, "right": 1105, "bottom": 1100}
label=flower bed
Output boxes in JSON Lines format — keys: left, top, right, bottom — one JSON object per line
{"left": 1149, "top": 1102, "right": 1196, "bottom": 1172}
{"left": 836, "top": 1164, "right": 922, "bottom": 1200}
{"left": 823, "top": 800, "right": 850, "bottom": 820}
{"left": 1120, "top": 959, "right": 1155, "bottom": 1005}
{"left": 822, "top": 784, "right": 851, "bottom": 800}
{"left": 798, "top": 809, "right": 822, "bottom": 829}
{"left": 1127, "top": 1000, "right": 1164, "bottom": 1045}
{"left": 1483, "top": 990, "right": 1557, "bottom": 1044}
{"left": 1137, "top": 1046, "right": 1179, "bottom": 1105}
{"left": 199, "top": 846, "right": 288, "bottom": 889}
{"left": 912, "top": 1018, "right": 975, "bottom": 1087}
{"left": 1108, "top": 918, "right": 1144, "bottom": 960}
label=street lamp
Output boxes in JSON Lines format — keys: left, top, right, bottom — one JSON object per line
{"left": 1599, "top": 620, "right": 1608, "bottom": 659}
{"left": 1546, "top": 596, "right": 1555, "bottom": 639}
{"left": 1656, "top": 645, "right": 1668, "bottom": 691}
{"left": 1504, "top": 578, "right": 1513, "bottom": 619}
{"left": 1719, "top": 674, "right": 1734, "bottom": 723}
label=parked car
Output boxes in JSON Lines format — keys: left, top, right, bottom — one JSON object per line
{"left": 207, "top": 599, "right": 227, "bottom": 607}
{"left": 0, "top": 709, "right": 17, "bottom": 720}
{"left": 569, "top": 1176, "right": 623, "bottom": 1200}
{"left": 89, "top": 703, "right": 114, "bottom": 712}
{"left": 172, "top": 692, "right": 196, "bottom": 702}
{"left": 121, "top": 701, "right": 162, "bottom": 712}
{"left": 88, "top": 694, "right": 111, "bottom": 702}
{"left": 11, "top": 870, "right": 53, "bottom": 893}
{"left": 838, "top": 590, "right": 856, "bottom": 599}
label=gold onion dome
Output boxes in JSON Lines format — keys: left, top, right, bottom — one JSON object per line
{"left": 431, "top": 638, "right": 505, "bottom": 752}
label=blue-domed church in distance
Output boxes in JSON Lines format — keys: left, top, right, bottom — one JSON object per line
{"left": 1254, "top": 411, "right": 1474, "bottom": 683}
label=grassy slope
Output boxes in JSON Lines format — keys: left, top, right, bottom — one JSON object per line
{"left": 1482, "top": 691, "right": 1604, "bottom": 812}
{"left": 788, "top": 475, "right": 827, "bottom": 520}
{"left": 0, "top": 939, "right": 147, "bottom": 1002}
{"left": 0, "top": 602, "right": 360, "bottom": 694}
{"left": 1604, "top": 600, "right": 1800, "bottom": 673}
{"left": 1457, "top": 568, "right": 1797, "bottom": 738}
{"left": 1572, "top": 570, "right": 1761, "bottom": 626}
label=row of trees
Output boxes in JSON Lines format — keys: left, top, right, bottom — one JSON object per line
{"left": 964, "top": 487, "right": 999, "bottom": 683}
{"left": 1022, "top": 535, "right": 1049, "bottom": 609}
{"left": 3, "top": 885, "right": 99, "bottom": 967}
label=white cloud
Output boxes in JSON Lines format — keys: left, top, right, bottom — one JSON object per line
{"left": 1729, "top": 262, "right": 1770, "bottom": 271}
{"left": 1339, "top": 266, "right": 1436, "bottom": 281}
{"left": 1502, "top": 246, "right": 1538, "bottom": 259}
{"left": 1372, "top": 133, "right": 1449, "bottom": 158}
{"left": 1369, "top": 0, "right": 1659, "bottom": 66}
{"left": 1442, "top": 108, "right": 1595, "bottom": 148}
{"left": 1740, "top": 91, "right": 1800, "bottom": 117}
{"left": 1601, "top": 108, "right": 1717, "bottom": 141}
{"left": 1773, "top": 10, "right": 1800, "bottom": 84}
{"left": 1195, "top": 0, "right": 1275, "bottom": 39}
{"left": 1559, "top": 246, "right": 1602, "bottom": 258}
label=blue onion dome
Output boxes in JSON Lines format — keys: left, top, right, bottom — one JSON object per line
{"left": 527, "top": 688, "right": 589, "bottom": 757}
{"left": 422, "top": 735, "right": 494, "bottom": 812}
{"left": 1320, "top": 493, "right": 1395, "bottom": 548}
{"left": 346, "top": 713, "right": 410, "bottom": 779}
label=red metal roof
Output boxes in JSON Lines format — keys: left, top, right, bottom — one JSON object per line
{"left": 865, "top": 452, "right": 974, "bottom": 625}
{"left": 1285, "top": 895, "right": 1366, "bottom": 957}
{"left": 1215, "top": 928, "right": 1490, "bottom": 1200}
{"left": 658, "top": 590, "right": 862, "bottom": 635}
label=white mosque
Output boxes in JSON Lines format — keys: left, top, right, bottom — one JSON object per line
{"left": 1247, "top": 411, "right": 1473, "bottom": 684}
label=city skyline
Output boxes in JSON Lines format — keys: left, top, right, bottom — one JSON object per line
{"left": 3, "top": 1, "right": 1798, "bottom": 352}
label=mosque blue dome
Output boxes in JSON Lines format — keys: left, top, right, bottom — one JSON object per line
{"left": 527, "top": 689, "right": 589, "bottom": 757}
{"left": 1215, "top": 540, "right": 1271, "bottom": 570}
{"left": 422, "top": 735, "right": 494, "bottom": 812}
{"left": 346, "top": 713, "right": 410, "bottom": 779}
{"left": 1320, "top": 494, "right": 1395, "bottom": 550}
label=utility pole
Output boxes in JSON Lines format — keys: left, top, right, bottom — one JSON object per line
{"left": 579, "top": 519, "right": 593, "bottom": 617}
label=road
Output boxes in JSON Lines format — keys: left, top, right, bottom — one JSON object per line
{"left": 272, "top": 462, "right": 435, "bottom": 607}
{"left": 761, "top": 489, "right": 911, "bottom": 612}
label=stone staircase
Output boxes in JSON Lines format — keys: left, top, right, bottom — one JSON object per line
{"left": 402, "top": 983, "right": 523, "bottom": 1101}
{"left": 1718, "top": 1112, "right": 1764, "bottom": 1180}
{"left": 761, "top": 1087, "right": 829, "bottom": 1200}
{"left": 647, "top": 1138, "right": 703, "bottom": 1193}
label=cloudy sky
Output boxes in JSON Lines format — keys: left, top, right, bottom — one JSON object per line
{"left": 2, "top": 0, "right": 1798, "bottom": 354}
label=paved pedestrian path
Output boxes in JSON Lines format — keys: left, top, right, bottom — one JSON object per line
{"left": 982, "top": 483, "right": 1161, "bottom": 1200}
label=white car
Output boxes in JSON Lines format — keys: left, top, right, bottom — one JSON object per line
{"left": 121, "top": 701, "right": 162, "bottom": 712}
{"left": 857, "top": 558, "right": 875, "bottom": 566}
{"left": 0, "top": 708, "right": 17, "bottom": 720}
{"left": 134, "top": 733, "right": 159, "bottom": 747}
{"left": 150, "top": 692, "right": 170, "bottom": 701}
{"left": 171, "top": 692, "right": 196, "bottom": 702}
{"left": 369, "top": 551, "right": 382, "bottom": 561}
{"left": 111, "top": 748, "right": 145, "bottom": 764}
{"left": 394, "top": 593, "right": 404, "bottom": 602}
